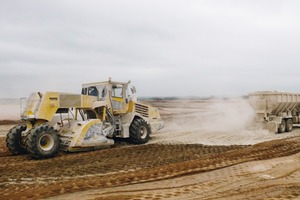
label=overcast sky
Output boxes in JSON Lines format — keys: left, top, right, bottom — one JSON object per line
{"left": 1, "top": 0, "right": 300, "bottom": 98}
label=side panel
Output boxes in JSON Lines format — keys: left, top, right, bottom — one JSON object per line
{"left": 81, "top": 95, "right": 98, "bottom": 108}
{"left": 59, "top": 94, "right": 81, "bottom": 108}
{"left": 135, "top": 102, "right": 164, "bottom": 133}
{"left": 27, "top": 92, "right": 98, "bottom": 122}
{"left": 35, "top": 92, "right": 60, "bottom": 121}
{"left": 249, "top": 91, "right": 300, "bottom": 116}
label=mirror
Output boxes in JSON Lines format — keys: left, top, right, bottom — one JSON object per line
{"left": 131, "top": 86, "right": 136, "bottom": 94}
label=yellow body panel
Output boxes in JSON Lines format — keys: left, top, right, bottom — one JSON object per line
{"left": 34, "top": 92, "right": 60, "bottom": 121}
{"left": 23, "top": 92, "right": 99, "bottom": 122}
{"left": 127, "top": 101, "right": 135, "bottom": 112}
{"left": 81, "top": 95, "right": 98, "bottom": 108}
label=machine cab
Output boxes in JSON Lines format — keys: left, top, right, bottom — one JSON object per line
{"left": 81, "top": 79, "right": 136, "bottom": 115}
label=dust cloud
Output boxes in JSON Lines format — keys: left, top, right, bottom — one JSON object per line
{"left": 202, "top": 98, "right": 256, "bottom": 132}
{"left": 154, "top": 98, "right": 291, "bottom": 145}
{"left": 163, "top": 98, "right": 257, "bottom": 133}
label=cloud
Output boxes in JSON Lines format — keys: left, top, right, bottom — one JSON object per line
{"left": 1, "top": 0, "right": 300, "bottom": 98}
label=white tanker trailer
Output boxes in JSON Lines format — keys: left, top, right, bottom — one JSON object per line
{"left": 249, "top": 91, "right": 300, "bottom": 133}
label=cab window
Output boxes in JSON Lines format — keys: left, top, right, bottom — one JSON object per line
{"left": 81, "top": 88, "right": 88, "bottom": 95}
{"left": 88, "top": 87, "right": 98, "bottom": 97}
{"left": 112, "top": 86, "right": 123, "bottom": 98}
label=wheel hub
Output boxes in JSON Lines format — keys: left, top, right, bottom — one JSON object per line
{"left": 39, "top": 134, "right": 55, "bottom": 151}
{"left": 139, "top": 126, "right": 147, "bottom": 139}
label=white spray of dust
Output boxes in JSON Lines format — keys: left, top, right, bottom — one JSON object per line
{"left": 163, "top": 98, "right": 266, "bottom": 133}
{"left": 156, "top": 98, "right": 279, "bottom": 145}
{"left": 201, "top": 98, "right": 255, "bottom": 132}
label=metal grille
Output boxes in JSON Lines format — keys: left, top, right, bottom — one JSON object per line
{"left": 135, "top": 103, "right": 149, "bottom": 118}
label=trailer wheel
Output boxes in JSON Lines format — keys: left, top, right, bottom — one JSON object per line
{"left": 285, "top": 119, "right": 293, "bottom": 132}
{"left": 129, "top": 118, "right": 151, "bottom": 144}
{"left": 6, "top": 124, "right": 27, "bottom": 155}
{"left": 278, "top": 120, "right": 286, "bottom": 133}
{"left": 26, "top": 124, "right": 60, "bottom": 159}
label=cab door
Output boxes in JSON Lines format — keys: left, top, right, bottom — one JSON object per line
{"left": 111, "top": 84, "right": 128, "bottom": 114}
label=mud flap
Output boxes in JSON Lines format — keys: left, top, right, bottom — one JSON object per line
{"left": 150, "top": 121, "right": 164, "bottom": 133}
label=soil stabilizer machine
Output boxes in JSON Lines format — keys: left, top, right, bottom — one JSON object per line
{"left": 6, "top": 79, "right": 164, "bottom": 159}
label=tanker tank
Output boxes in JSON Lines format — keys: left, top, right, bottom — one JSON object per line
{"left": 249, "top": 91, "right": 300, "bottom": 133}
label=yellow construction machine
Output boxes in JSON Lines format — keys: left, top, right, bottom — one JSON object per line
{"left": 6, "top": 79, "right": 164, "bottom": 159}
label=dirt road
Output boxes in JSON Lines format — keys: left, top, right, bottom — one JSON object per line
{"left": 0, "top": 99, "right": 300, "bottom": 199}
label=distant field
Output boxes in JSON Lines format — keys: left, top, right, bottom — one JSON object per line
{"left": 0, "top": 98, "right": 20, "bottom": 120}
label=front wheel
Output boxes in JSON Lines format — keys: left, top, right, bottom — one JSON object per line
{"left": 26, "top": 124, "right": 60, "bottom": 159}
{"left": 285, "top": 119, "right": 293, "bottom": 132}
{"left": 129, "top": 118, "right": 151, "bottom": 144}
{"left": 6, "top": 124, "right": 27, "bottom": 155}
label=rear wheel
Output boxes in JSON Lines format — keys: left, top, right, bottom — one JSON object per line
{"left": 129, "top": 118, "right": 151, "bottom": 144}
{"left": 278, "top": 120, "right": 286, "bottom": 133}
{"left": 6, "top": 124, "right": 27, "bottom": 155}
{"left": 285, "top": 119, "right": 293, "bottom": 132}
{"left": 26, "top": 124, "right": 60, "bottom": 159}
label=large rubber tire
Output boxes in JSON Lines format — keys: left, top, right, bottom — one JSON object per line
{"left": 129, "top": 118, "right": 151, "bottom": 144}
{"left": 285, "top": 119, "right": 293, "bottom": 132}
{"left": 278, "top": 120, "right": 286, "bottom": 133}
{"left": 6, "top": 124, "right": 27, "bottom": 155}
{"left": 26, "top": 124, "right": 60, "bottom": 159}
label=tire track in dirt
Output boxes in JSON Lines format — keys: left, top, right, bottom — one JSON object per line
{"left": 67, "top": 151, "right": 300, "bottom": 200}
{"left": 1, "top": 136, "right": 300, "bottom": 200}
{"left": 0, "top": 137, "right": 245, "bottom": 200}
